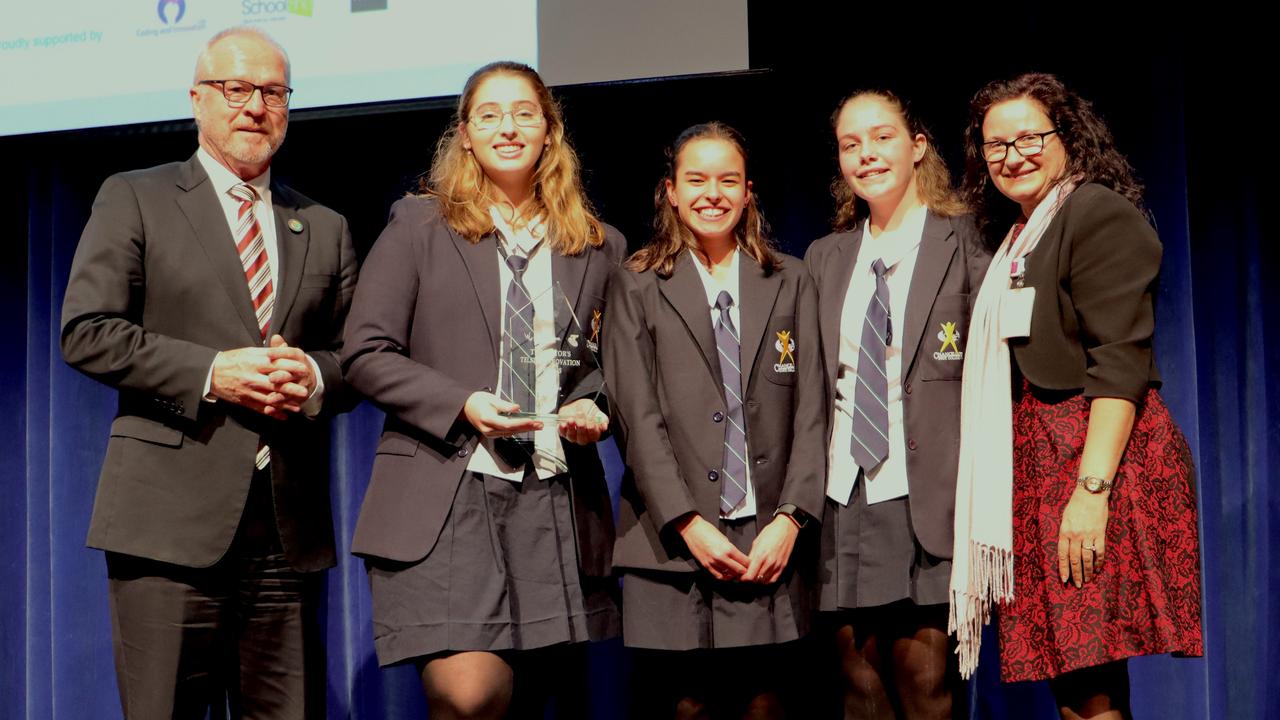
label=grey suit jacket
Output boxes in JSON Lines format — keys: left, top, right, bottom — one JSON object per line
{"left": 605, "top": 251, "right": 827, "bottom": 573}
{"left": 804, "top": 211, "right": 990, "bottom": 558}
{"left": 61, "top": 152, "right": 358, "bottom": 572}
{"left": 341, "top": 196, "right": 625, "bottom": 576}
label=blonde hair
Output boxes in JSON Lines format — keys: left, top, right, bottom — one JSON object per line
{"left": 830, "top": 89, "right": 966, "bottom": 232}
{"left": 420, "top": 61, "right": 604, "bottom": 255}
{"left": 627, "top": 122, "right": 778, "bottom": 278}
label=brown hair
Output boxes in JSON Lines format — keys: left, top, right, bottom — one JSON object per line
{"left": 419, "top": 61, "right": 604, "bottom": 254}
{"left": 961, "top": 72, "right": 1146, "bottom": 245}
{"left": 830, "top": 89, "right": 966, "bottom": 232}
{"left": 627, "top": 122, "right": 778, "bottom": 277}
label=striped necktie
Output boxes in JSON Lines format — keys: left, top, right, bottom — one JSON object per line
{"left": 229, "top": 183, "right": 274, "bottom": 341}
{"left": 850, "top": 258, "right": 891, "bottom": 472}
{"left": 713, "top": 290, "right": 749, "bottom": 514}
{"left": 500, "top": 246, "right": 537, "bottom": 451}
{"left": 229, "top": 183, "right": 274, "bottom": 470}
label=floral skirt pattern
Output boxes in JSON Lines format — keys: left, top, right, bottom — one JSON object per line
{"left": 997, "top": 382, "right": 1204, "bottom": 682}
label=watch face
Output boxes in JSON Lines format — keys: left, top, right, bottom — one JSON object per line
{"left": 1084, "top": 477, "right": 1103, "bottom": 492}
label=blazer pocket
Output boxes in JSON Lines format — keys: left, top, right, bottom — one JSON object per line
{"left": 300, "top": 273, "right": 337, "bottom": 290}
{"left": 375, "top": 433, "right": 420, "bottom": 457}
{"left": 763, "top": 315, "right": 799, "bottom": 386}
{"left": 109, "top": 415, "right": 184, "bottom": 448}
{"left": 920, "top": 293, "right": 969, "bottom": 382}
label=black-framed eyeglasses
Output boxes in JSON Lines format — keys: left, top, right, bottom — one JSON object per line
{"left": 198, "top": 79, "right": 293, "bottom": 108}
{"left": 980, "top": 129, "right": 1058, "bottom": 163}
{"left": 468, "top": 102, "right": 544, "bottom": 131}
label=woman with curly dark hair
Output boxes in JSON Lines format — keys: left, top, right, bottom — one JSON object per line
{"left": 950, "top": 73, "right": 1203, "bottom": 719}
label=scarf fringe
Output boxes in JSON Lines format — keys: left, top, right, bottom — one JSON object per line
{"left": 949, "top": 541, "right": 1014, "bottom": 679}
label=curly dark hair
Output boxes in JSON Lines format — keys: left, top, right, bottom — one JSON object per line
{"left": 960, "top": 72, "right": 1145, "bottom": 246}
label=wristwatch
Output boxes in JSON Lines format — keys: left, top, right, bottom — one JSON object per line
{"left": 774, "top": 503, "right": 810, "bottom": 528}
{"left": 1076, "top": 475, "right": 1114, "bottom": 493}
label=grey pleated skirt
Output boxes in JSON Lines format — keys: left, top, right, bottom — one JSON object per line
{"left": 621, "top": 516, "right": 811, "bottom": 650}
{"left": 366, "top": 471, "right": 620, "bottom": 666}
{"left": 817, "top": 474, "right": 951, "bottom": 611}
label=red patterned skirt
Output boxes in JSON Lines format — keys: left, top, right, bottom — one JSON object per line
{"left": 997, "top": 382, "right": 1204, "bottom": 682}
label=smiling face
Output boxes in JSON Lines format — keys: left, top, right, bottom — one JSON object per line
{"left": 665, "top": 137, "right": 751, "bottom": 248}
{"left": 461, "top": 73, "right": 548, "bottom": 199}
{"left": 190, "top": 32, "right": 289, "bottom": 180}
{"left": 834, "top": 93, "right": 927, "bottom": 213}
{"left": 981, "top": 96, "right": 1068, "bottom": 216}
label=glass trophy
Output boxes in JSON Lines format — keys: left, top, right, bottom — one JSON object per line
{"left": 498, "top": 280, "right": 605, "bottom": 424}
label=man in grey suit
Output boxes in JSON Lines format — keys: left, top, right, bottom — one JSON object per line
{"left": 60, "top": 26, "right": 356, "bottom": 719}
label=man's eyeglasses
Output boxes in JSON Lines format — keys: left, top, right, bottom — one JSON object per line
{"left": 198, "top": 79, "right": 293, "bottom": 108}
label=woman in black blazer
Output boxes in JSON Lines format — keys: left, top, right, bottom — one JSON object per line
{"left": 341, "top": 61, "right": 624, "bottom": 720}
{"left": 951, "top": 72, "right": 1202, "bottom": 718}
{"left": 804, "top": 90, "right": 989, "bottom": 719}
{"left": 604, "top": 122, "right": 826, "bottom": 719}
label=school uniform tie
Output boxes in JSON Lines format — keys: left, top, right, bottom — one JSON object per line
{"left": 850, "top": 258, "right": 891, "bottom": 472}
{"left": 229, "top": 183, "right": 274, "bottom": 470}
{"left": 501, "top": 250, "right": 537, "bottom": 447}
{"left": 714, "top": 290, "right": 749, "bottom": 514}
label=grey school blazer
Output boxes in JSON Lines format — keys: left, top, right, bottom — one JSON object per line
{"left": 605, "top": 251, "right": 827, "bottom": 573}
{"left": 804, "top": 211, "right": 990, "bottom": 558}
{"left": 341, "top": 196, "right": 625, "bottom": 577}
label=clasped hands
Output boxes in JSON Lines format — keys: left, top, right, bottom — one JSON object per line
{"left": 676, "top": 512, "right": 799, "bottom": 585}
{"left": 210, "top": 334, "right": 316, "bottom": 418}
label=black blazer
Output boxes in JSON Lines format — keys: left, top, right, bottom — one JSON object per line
{"left": 804, "top": 211, "right": 990, "bottom": 558}
{"left": 61, "top": 153, "right": 357, "bottom": 572}
{"left": 1010, "top": 183, "right": 1162, "bottom": 403}
{"left": 341, "top": 196, "right": 625, "bottom": 576}
{"left": 604, "top": 251, "right": 827, "bottom": 573}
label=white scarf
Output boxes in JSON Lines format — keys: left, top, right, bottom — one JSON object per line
{"left": 949, "top": 180, "right": 1077, "bottom": 677}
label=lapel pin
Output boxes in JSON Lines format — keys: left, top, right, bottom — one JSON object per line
{"left": 287, "top": 218, "right": 304, "bottom": 234}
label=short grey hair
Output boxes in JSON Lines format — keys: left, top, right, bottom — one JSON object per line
{"left": 193, "top": 26, "right": 290, "bottom": 84}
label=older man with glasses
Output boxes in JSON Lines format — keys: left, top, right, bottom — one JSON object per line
{"left": 60, "top": 26, "right": 357, "bottom": 719}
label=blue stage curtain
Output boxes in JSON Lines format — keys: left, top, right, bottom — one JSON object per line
{"left": 2, "top": 65, "right": 1274, "bottom": 720}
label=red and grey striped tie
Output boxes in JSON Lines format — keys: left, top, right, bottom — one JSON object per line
{"left": 229, "top": 183, "right": 274, "bottom": 470}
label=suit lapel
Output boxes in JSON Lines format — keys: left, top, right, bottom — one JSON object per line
{"left": 658, "top": 252, "right": 721, "bottom": 387}
{"left": 738, "top": 255, "right": 781, "bottom": 392}
{"left": 451, "top": 229, "right": 502, "bottom": 362}
{"left": 268, "top": 184, "right": 308, "bottom": 339}
{"left": 821, "top": 228, "right": 862, "bottom": 388}
{"left": 174, "top": 155, "right": 261, "bottom": 344}
{"left": 902, "top": 212, "right": 956, "bottom": 378}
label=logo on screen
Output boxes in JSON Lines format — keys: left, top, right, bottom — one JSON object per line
{"left": 157, "top": 0, "right": 186, "bottom": 24}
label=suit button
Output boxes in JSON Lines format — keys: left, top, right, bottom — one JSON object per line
{"left": 904, "top": 383, "right": 912, "bottom": 395}
{"left": 907, "top": 439, "right": 918, "bottom": 451}
{"left": 458, "top": 447, "right": 470, "bottom": 458}
{"left": 755, "top": 457, "right": 767, "bottom": 465}
{"left": 707, "top": 470, "right": 720, "bottom": 482}
{"left": 712, "top": 411, "right": 724, "bottom": 423}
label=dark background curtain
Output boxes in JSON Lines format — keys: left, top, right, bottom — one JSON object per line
{"left": 1, "top": 8, "right": 1272, "bottom": 719}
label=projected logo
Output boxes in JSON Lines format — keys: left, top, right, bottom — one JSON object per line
{"left": 242, "top": 0, "right": 315, "bottom": 21}
{"left": 157, "top": 0, "right": 186, "bottom": 24}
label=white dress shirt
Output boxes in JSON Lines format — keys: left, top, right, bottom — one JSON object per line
{"left": 196, "top": 148, "right": 324, "bottom": 417}
{"left": 827, "top": 205, "right": 928, "bottom": 505}
{"left": 466, "top": 207, "right": 569, "bottom": 482}
{"left": 689, "top": 248, "right": 757, "bottom": 519}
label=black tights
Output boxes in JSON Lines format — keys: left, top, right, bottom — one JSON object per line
{"left": 829, "top": 602, "right": 958, "bottom": 720}
{"left": 1048, "top": 660, "right": 1131, "bottom": 720}
{"left": 631, "top": 644, "right": 804, "bottom": 720}
{"left": 418, "top": 645, "right": 590, "bottom": 720}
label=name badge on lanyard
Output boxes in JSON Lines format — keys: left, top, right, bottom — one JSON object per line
{"left": 1000, "top": 256, "right": 1034, "bottom": 339}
